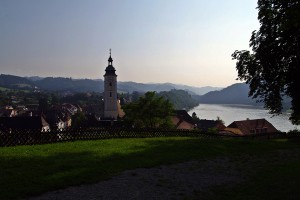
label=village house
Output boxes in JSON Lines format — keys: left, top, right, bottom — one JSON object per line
{"left": 0, "top": 107, "right": 17, "bottom": 117}
{"left": 62, "top": 103, "right": 78, "bottom": 116}
{"left": 46, "top": 105, "right": 74, "bottom": 130}
{"left": 225, "top": 118, "right": 279, "bottom": 136}
{"left": 171, "top": 110, "right": 196, "bottom": 130}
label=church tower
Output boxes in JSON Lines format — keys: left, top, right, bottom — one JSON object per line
{"left": 103, "top": 49, "right": 118, "bottom": 119}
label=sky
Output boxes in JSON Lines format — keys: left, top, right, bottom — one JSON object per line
{"left": 0, "top": 0, "right": 259, "bottom": 87}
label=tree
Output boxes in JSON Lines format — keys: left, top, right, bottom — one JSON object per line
{"left": 71, "top": 111, "right": 87, "bottom": 128}
{"left": 232, "top": 0, "right": 300, "bottom": 125}
{"left": 123, "top": 91, "right": 175, "bottom": 128}
{"left": 38, "top": 97, "right": 49, "bottom": 114}
{"left": 192, "top": 112, "right": 200, "bottom": 123}
{"left": 216, "top": 116, "right": 225, "bottom": 125}
{"left": 50, "top": 93, "right": 60, "bottom": 105}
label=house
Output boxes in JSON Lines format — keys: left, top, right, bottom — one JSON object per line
{"left": 0, "top": 116, "right": 50, "bottom": 132}
{"left": 62, "top": 103, "right": 78, "bottom": 116}
{"left": 171, "top": 110, "right": 196, "bottom": 130}
{"left": 196, "top": 119, "right": 226, "bottom": 132}
{"left": 226, "top": 118, "right": 279, "bottom": 135}
{"left": 45, "top": 105, "right": 72, "bottom": 130}
{"left": 0, "top": 108, "right": 17, "bottom": 117}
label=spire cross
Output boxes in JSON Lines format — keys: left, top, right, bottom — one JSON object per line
{"left": 109, "top": 48, "right": 111, "bottom": 56}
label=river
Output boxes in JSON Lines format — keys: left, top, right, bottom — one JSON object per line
{"left": 188, "top": 104, "right": 299, "bottom": 132}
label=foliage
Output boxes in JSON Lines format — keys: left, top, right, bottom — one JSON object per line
{"left": 61, "top": 92, "right": 102, "bottom": 106}
{"left": 158, "top": 89, "right": 199, "bottom": 110}
{"left": 71, "top": 111, "right": 87, "bottom": 128}
{"left": 131, "top": 91, "right": 144, "bottom": 102}
{"left": 38, "top": 97, "right": 49, "bottom": 114}
{"left": 192, "top": 112, "right": 200, "bottom": 123}
{"left": 232, "top": 0, "right": 300, "bottom": 124}
{"left": 207, "top": 128, "right": 218, "bottom": 134}
{"left": 123, "top": 91, "right": 175, "bottom": 128}
{"left": 216, "top": 116, "right": 225, "bottom": 125}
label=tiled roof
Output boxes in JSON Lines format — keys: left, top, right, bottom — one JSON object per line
{"left": 174, "top": 110, "right": 194, "bottom": 125}
{"left": 196, "top": 120, "right": 226, "bottom": 131}
{"left": 227, "top": 118, "right": 278, "bottom": 135}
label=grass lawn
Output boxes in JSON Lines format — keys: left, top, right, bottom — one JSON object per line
{"left": 0, "top": 137, "right": 299, "bottom": 200}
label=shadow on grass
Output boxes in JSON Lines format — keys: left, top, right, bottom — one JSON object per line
{"left": 0, "top": 137, "right": 299, "bottom": 199}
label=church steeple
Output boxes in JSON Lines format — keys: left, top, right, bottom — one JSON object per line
{"left": 108, "top": 48, "right": 113, "bottom": 66}
{"left": 103, "top": 48, "right": 118, "bottom": 119}
{"left": 104, "top": 48, "right": 116, "bottom": 76}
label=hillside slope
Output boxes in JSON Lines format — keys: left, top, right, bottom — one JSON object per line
{"left": 199, "top": 83, "right": 262, "bottom": 105}
{"left": 1, "top": 74, "right": 219, "bottom": 94}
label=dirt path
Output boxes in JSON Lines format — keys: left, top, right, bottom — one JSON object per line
{"left": 30, "top": 158, "right": 242, "bottom": 200}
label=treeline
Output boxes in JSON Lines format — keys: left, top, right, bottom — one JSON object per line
{"left": 120, "top": 89, "right": 200, "bottom": 110}
{"left": 158, "top": 89, "right": 199, "bottom": 110}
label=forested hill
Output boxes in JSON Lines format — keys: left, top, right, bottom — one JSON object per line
{"left": 158, "top": 89, "right": 199, "bottom": 110}
{"left": 35, "top": 77, "right": 103, "bottom": 92}
{"left": 198, "top": 83, "right": 262, "bottom": 105}
{"left": 0, "top": 74, "right": 220, "bottom": 95}
{"left": 198, "top": 83, "right": 291, "bottom": 110}
{"left": 0, "top": 74, "right": 35, "bottom": 90}
{"left": 118, "top": 81, "right": 220, "bottom": 95}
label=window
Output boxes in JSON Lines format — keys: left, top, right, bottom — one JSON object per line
{"left": 109, "top": 82, "right": 112, "bottom": 86}
{"left": 110, "top": 92, "right": 112, "bottom": 97}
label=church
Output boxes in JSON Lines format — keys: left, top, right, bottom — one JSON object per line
{"left": 102, "top": 50, "right": 122, "bottom": 119}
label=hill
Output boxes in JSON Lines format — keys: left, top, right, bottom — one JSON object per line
{"left": 0, "top": 74, "right": 36, "bottom": 90}
{"left": 118, "top": 81, "right": 221, "bottom": 95}
{"left": 158, "top": 89, "right": 199, "bottom": 110}
{"left": 198, "top": 83, "right": 291, "bottom": 110}
{"left": 0, "top": 74, "right": 220, "bottom": 94}
{"left": 35, "top": 77, "right": 103, "bottom": 92}
{"left": 198, "top": 83, "right": 259, "bottom": 105}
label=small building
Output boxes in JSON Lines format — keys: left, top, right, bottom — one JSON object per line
{"left": 62, "top": 103, "right": 78, "bottom": 116}
{"left": 0, "top": 108, "right": 17, "bottom": 117}
{"left": 172, "top": 110, "right": 195, "bottom": 130}
{"left": 226, "top": 118, "right": 279, "bottom": 135}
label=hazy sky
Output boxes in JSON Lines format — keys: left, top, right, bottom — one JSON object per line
{"left": 0, "top": 0, "right": 259, "bottom": 87}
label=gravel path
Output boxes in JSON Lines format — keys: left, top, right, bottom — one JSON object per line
{"left": 30, "top": 158, "right": 242, "bottom": 200}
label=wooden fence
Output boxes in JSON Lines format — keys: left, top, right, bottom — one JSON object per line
{"left": 0, "top": 127, "right": 296, "bottom": 147}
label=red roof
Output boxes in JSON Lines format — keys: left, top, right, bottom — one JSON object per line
{"left": 227, "top": 118, "right": 279, "bottom": 135}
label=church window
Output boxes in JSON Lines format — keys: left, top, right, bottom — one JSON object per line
{"left": 110, "top": 91, "right": 112, "bottom": 97}
{"left": 109, "top": 82, "right": 112, "bottom": 86}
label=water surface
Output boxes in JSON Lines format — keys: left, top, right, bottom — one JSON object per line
{"left": 189, "top": 104, "right": 299, "bottom": 132}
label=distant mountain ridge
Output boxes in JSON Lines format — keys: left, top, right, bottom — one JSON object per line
{"left": 0, "top": 74, "right": 35, "bottom": 90}
{"left": 118, "top": 81, "right": 220, "bottom": 95}
{"left": 198, "top": 83, "right": 260, "bottom": 105}
{"left": 198, "top": 83, "right": 291, "bottom": 110}
{"left": 0, "top": 74, "right": 221, "bottom": 95}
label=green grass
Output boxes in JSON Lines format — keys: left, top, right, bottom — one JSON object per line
{"left": 0, "top": 137, "right": 299, "bottom": 200}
